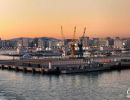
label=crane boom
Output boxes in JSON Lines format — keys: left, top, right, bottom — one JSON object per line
{"left": 61, "top": 26, "right": 65, "bottom": 40}
{"left": 60, "top": 26, "right": 67, "bottom": 56}
{"left": 70, "top": 26, "right": 77, "bottom": 58}
{"left": 78, "top": 27, "right": 86, "bottom": 58}
{"left": 83, "top": 27, "right": 86, "bottom": 38}
{"left": 73, "top": 26, "right": 76, "bottom": 43}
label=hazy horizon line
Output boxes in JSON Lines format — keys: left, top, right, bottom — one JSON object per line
{"left": 1, "top": 36, "right": 130, "bottom": 41}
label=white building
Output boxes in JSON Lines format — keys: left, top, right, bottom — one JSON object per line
{"left": 99, "top": 38, "right": 108, "bottom": 47}
{"left": 17, "top": 38, "right": 29, "bottom": 47}
{"left": 114, "top": 37, "right": 123, "bottom": 49}
{"left": 38, "top": 39, "right": 45, "bottom": 48}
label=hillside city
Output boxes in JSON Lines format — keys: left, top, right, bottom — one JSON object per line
{"left": 0, "top": 37, "right": 130, "bottom": 50}
{"left": 0, "top": 36, "right": 129, "bottom": 58}
{"left": 0, "top": 36, "right": 130, "bottom": 48}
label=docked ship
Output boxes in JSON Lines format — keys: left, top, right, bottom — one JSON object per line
{"left": 60, "top": 62, "right": 110, "bottom": 74}
{"left": 44, "top": 58, "right": 111, "bottom": 74}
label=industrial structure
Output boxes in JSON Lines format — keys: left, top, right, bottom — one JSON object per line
{"left": 78, "top": 27, "right": 86, "bottom": 58}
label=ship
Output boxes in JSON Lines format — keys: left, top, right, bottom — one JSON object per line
{"left": 44, "top": 59, "right": 111, "bottom": 74}
{"left": 60, "top": 62, "right": 110, "bottom": 74}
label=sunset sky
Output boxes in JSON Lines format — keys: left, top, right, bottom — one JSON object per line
{"left": 0, "top": 0, "right": 130, "bottom": 39}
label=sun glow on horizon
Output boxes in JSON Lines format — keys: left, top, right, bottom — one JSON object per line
{"left": 0, "top": 0, "right": 130, "bottom": 39}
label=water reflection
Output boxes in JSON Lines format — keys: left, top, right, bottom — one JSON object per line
{"left": 0, "top": 69, "right": 130, "bottom": 100}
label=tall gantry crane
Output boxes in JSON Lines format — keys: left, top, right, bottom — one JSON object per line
{"left": 60, "top": 26, "right": 67, "bottom": 56}
{"left": 78, "top": 27, "right": 86, "bottom": 58}
{"left": 61, "top": 26, "right": 65, "bottom": 41}
{"left": 70, "top": 26, "right": 77, "bottom": 58}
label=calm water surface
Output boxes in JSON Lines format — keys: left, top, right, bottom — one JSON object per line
{"left": 0, "top": 70, "right": 130, "bottom": 100}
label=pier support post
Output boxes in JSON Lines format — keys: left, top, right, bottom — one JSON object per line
{"left": 1, "top": 65, "right": 4, "bottom": 70}
{"left": 15, "top": 66, "right": 19, "bottom": 71}
{"left": 23, "top": 67, "right": 27, "bottom": 73}
{"left": 8, "top": 66, "right": 11, "bottom": 70}
{"left": 41, "top": 68, "right": 44, "bottom": 74}
{"left": 118, "top": 63, "right": 121, "bottom": 69}
{"left": 32, "top": 68, "right": 35, "bottom": 74}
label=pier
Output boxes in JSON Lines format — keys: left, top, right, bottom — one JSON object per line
{"left": 0, "top": 56, "right": 130, "bottom": 74}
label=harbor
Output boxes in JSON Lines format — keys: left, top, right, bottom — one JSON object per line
{"left": 1, "top": 0, "right": 130, "bottom": 99}
{"left": 0, "top": 27, "right": 130, "bottom": 75}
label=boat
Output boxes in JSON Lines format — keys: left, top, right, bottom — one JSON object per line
{"left": 60, "top": 62, "right": 110, "bottom": 74}
{"left": 46, "top": 59, "right": 111, "bottom": 74}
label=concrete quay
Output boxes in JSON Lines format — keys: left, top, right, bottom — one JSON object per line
{"left": 0, "top": 56, "right": 129, "bottom": 74}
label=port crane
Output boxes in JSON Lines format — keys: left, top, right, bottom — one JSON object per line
{"left": 60, "top": 26, "right": 67, "bottom": 56}
{"left": 60, "top": 26, "right": 77, "bottom": 58}
{"left": 61, "top": 26, "right": 65, "bottom": 42}
{"left": 78, "top": 27, "right": 86, "bottom": 58}
{"left": 70, "top": 26, "right": 77, "bottom": 58}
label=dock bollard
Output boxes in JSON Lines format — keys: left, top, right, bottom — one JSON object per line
{"left": 23, "top": 67, "right": 27, "bottom": 72}
{"left": 41, "top": 68, "right": 44, "bottom": 74}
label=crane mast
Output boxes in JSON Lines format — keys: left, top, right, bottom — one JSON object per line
{"left": 70, "top": 26, "right": 76, "bottom": 58}
{"left": 78, "top": 27, "right": 86, "bottom": 58}
{"left": 61, "top": 26, "right": 65, "bottom": 41}
{"left": 60, "top": 26, "right": 67, "bottom": 56}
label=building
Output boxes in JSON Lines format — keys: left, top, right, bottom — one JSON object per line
{"left": 91, "top": 38, "right": 99, "bottom": 47}
{"left": 17, "top": 38, "right": 29, "bottom": 47}
{"left": 125, "top": 38, "right": 130, "bottom": 48}
{"left": 38, "top": 39, "right": 45, "bottom": 48}
{"left": 114, "top": 37, "right": 123, "bottom": 49}
{"left": 98, "top": 38, "right": 108, "bottom": 47}
{"left": 106, "top": 37, "right": 114, "bottom": 47}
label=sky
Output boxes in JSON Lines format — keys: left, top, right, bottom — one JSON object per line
{"left": 0, "top": 0, "right": 130, "bottom": 39}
